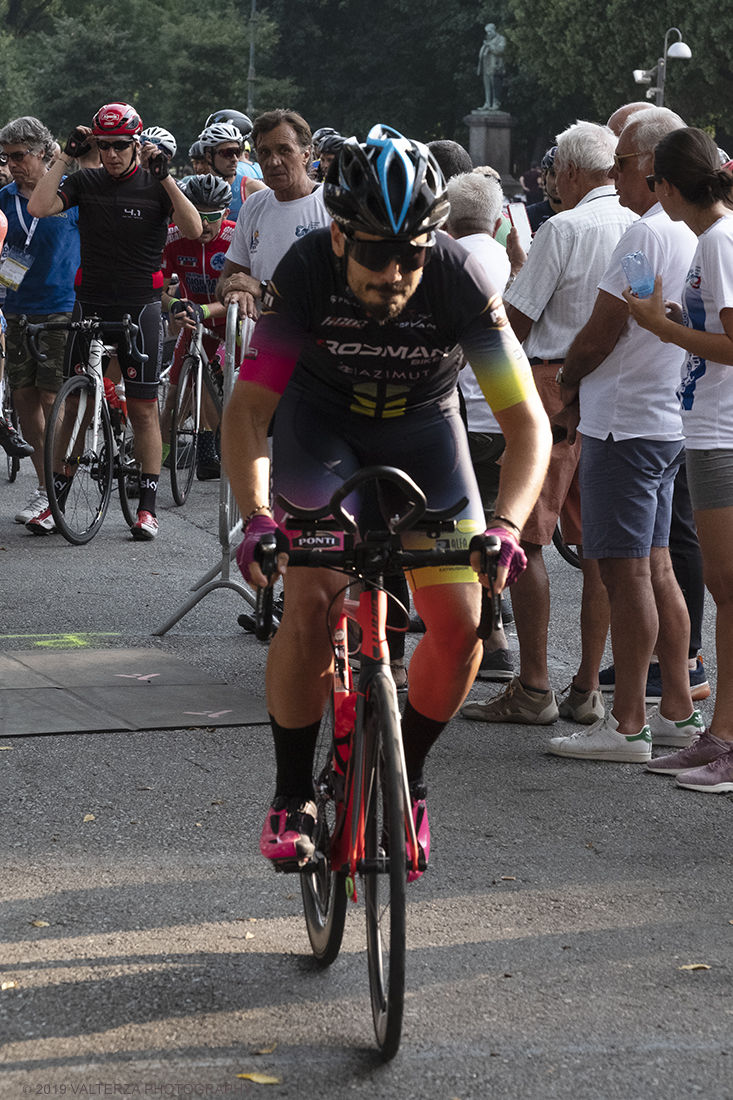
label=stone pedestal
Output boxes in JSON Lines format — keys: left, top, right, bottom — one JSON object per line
{"left": 463, "top": 110, "right": 520, "bottom": 195}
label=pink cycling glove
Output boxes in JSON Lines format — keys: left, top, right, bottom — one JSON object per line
{"left": 482, "top": 526, "right": 527, "bottom": 586}
{"left": 236, "top": 515, "right": 280, "bottom": 583}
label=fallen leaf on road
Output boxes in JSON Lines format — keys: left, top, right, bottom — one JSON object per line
{"left": 252, "top": 1044, "right": 277, "bottom": 1056}
{"left": 501, "top": 876, "right": 516, "bottom": 881}
{"left": 195, "top": 823, "right": 202, "bottom": 827}
{"left": 30, "top": 920, "right": 49, "bottom": 928}
{"left": 0, "top": 746, "right": 13, "bottom": 751}
{"left": 678, "top": 963, "right": 711, "bottom": 971}
{"left": 245, "top": 932, "right": 255, "bottom": 940}
{"left": 211, "top": 800, "right": 226, "bottom": 805}
{"left": 137, "top": 787, "right": 154, "bottom": 791}
{"left": 83, "top": 814, "right": 95, "bottom": 823}
{"left": 236, "top": 1074, "right": 281, "bottom": 1085}
{"left": 249, "top": 918, "right": 257, "bottom": 922}
{"left": 1, "top": 981, "right": 18, "bottom": 990}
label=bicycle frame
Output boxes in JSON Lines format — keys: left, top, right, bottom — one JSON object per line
{"left": 325, "top": 585, "right": 421, "bottom": 897}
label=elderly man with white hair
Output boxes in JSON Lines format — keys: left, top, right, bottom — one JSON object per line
{"left": 462, "top": 121, "right": 637, "bottom": 727}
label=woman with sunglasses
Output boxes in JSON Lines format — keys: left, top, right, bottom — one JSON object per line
{"left": 26, "top": 103, "right": 201, "bottom": 540}
{"left": 623, "top": 126, "right": 733, "bottom": 794}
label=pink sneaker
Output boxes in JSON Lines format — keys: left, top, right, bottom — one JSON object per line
{"left": 131, "top": 510, "right": 158, "bottom": 540}
{"left": 676, "top": 744, "right": 733, "bottom": 793}
{"left": 259, "top": 796, "right": 317, "bottom": 868}
{"left": 646, "top": 728, "right": 730, "bottom": 775}
{"left": 407, "top": 782, "right": 430, "bottom": 883}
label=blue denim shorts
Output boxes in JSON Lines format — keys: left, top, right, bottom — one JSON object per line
{"left": 579, "top": 434, "right": 684, "bottom": 559}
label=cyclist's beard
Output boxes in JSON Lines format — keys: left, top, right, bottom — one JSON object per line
{"left": 353, "top": 281, "right": 417, "bottom": 325}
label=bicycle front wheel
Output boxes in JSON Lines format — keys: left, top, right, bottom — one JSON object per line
{"left": 45, "top": 375, "right": 114, "bottom": 545}
{"left": 170, "top": 355, "right": 199, "bottom": 506}
{"left": 301, "top": 698, "right": 348, "bottom": 966}
{"left": 363, "top": 671, "right": 407, "bottom": 1061}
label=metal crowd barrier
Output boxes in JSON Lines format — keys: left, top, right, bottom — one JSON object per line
{"left": 153, "top": 304, "right": 256, "bottom": 636}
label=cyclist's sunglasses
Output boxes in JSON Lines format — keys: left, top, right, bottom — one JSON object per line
{"left": 0, "top": 149, "right": 35, "bottom": 164}
{"left": 97, "top": 140, "right": 134, "bottom": 152}
{"left": 199, "top": 210, "right": 225, "bottom": 223}
{"left": 344, "top": 231, "right": 435, "bottom": 273}
{"left": 214, "top": 146, "right": 242, "bottom": 159}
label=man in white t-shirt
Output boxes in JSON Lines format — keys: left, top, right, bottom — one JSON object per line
{"left": 547, "top": 108, "right": 702, "bottom": 764}
{"left": 443, "top": 171, "right": 514, "bottom": 683}
{"left": 216, "top": 109, "right": 329, "bottom": 319}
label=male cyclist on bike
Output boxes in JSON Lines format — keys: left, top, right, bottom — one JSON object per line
{"left": 161, "top": 174, "right": 235, "bottom": 478}
{"left": 221, "top": 125, "right": 551, "bottom": 875}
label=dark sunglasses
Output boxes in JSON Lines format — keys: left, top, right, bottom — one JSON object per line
{"left": 344, "top": 231, "right": 435, "bottom": 273}
{"left": 215, "top": 146, "right": 242, "bottom": 159}
{"left": 199, "top": 210, "right": 224, "bottom": 223}
{"left": 646, "top": 175, "right": 661, "bottom": 193}
{"left": 97, "top": 140, "right": 134, "bottom": 152}
{"left": 0, "top": 149, "right": 35, "bottom": 164}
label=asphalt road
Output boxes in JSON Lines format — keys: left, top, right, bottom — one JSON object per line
{"left": 1, "top": 460, "right": 732, "bottom": 1100}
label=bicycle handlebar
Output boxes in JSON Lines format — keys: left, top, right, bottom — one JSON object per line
{"left": 255, "top": 465, "right": 502, "bottom": 641}
{"left": 20, "top": 314, "right": 149, "bottom": 365}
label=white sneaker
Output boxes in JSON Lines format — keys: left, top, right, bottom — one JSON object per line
{"left": 647, "top": 706, "right": 705, "bottom": 748}
{"left": 547, "top": 711, "right": 652, "bottom": 763}
{"left": 15, "top": 488, "right": 48, "bottom": 524}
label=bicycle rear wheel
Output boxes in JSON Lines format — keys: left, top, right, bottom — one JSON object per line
{"left": 170, "top": 355, "right": 199, "bottom": 506}
{"left": 552, "top": 519, "right": 581, "bottom": 570}
{"left": 44, "top": 375, "right": 114, "bottom": 544}
{"left": 115, "top": 415, "right": 139, "bottom": 528}
{"left": 3, "top": 390, "right": 20, "bottom": 483}
{"left": 363, "top": 670, "right": 406, "bottom": 1061}
{"left": 301, "top": 698, "right": 348, "bottom": 965}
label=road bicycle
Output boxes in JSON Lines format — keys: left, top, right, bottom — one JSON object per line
{"left": 552, "top": 518, "right": 581, "bottom": 570}
{"left": 167, "top": 322, "right": 224, "bottom": 506}
{"left": 255, "top": 465, "right": 499, "bottom": 1060}
{"left": 22, "top": 315, "right": 146, "bottom": 545}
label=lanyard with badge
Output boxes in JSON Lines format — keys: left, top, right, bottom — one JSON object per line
{"left": 0, "top": 194, "right": 38, "bottom": 290}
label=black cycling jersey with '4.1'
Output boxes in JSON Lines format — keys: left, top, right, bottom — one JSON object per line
{"left": 58, "top": 165, "right": 174, "bottom": 305}
{"left": 246, "top": 228, "right": 529, "bottom": 420}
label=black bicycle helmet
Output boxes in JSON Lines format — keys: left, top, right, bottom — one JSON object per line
{"left": 312, "top": 126, "right": 338, "bottom": 151}
{"left": 188, "top": 139, "right": 205, "bottom": 160}
{"left": 541, "top": 145, "right": 557, "bottom": 171}
{"left": 182, "top": 173, "right": 232, "bottom": 208}
{"left": 318, "top": 132, "right": 345, "bottom": 157}
{"left": 205, "top": 109, "right": 253, "bottom": 138}
{"left": 324, "top": 124, "right": 449, "bottom": 239}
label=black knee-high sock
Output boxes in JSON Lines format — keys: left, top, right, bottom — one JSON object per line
{"left": 401, "top": 699, "right": 447, "bottom": 787}
{"left": 270, "top": 715, "right": 321, "bottom": 800}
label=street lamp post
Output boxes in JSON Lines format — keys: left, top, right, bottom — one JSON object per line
{"left": 633, "top": 27, "right": 692, "bottom": 107}
{"left": 246, "top": 0, "right": 256, "bottom": 118}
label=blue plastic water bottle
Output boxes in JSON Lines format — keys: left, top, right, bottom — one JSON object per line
{"left": 621, "top": 251, "right": 655, "bottom": 299}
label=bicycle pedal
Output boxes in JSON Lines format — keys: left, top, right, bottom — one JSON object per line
{"left": 271, "top": 857, "right": 311, "bottom": 874}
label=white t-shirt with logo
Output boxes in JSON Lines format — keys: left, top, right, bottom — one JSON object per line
{"left": 677, "top": 214, "right": 733, "bottom": 449}
{"left": 226, "top": 185, "right": 330, "bottom": 281}
{"left": 579, "top": 203, "right": 697, "bottom": 442}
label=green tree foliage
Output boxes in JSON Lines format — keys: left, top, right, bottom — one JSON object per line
{"left": 0, "top": 0, "right": 294, "bottom": 161}
{"left": 260, "top": 0, "right": 496, "bottom": 142}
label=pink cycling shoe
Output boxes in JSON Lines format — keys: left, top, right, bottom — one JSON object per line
{"left": 259, "top": 795, "right": 317, "bottom": 870}
{"left": 407, "top": 782, "right": 430, "bottom": 883}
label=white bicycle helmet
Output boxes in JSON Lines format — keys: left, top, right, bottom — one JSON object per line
{"left": 141, "top": 126, "right": 177, "bottom": 158}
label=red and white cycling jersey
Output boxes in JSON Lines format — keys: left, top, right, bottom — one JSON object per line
{"left": 161, "top": 220, "right": 236, "bottom": 318}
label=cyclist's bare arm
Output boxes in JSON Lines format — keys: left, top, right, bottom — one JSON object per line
{"left": 216, "top": 259, "right": 260, "bottom": 320}
{"left": 163, "top": 277, "right": 227, "bottom": 330}
{"left": 220, "top": 378, "right": 281, "bottom": 586}
{"left": 26, "top": 151, "right": 74, "bottom": 217}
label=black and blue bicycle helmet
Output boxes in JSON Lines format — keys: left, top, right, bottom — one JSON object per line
{"left": 324, "top": 123, "right": 449, "bottom": 240}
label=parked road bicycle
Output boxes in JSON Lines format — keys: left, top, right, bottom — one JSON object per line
{"left": 1, "top": 379, "right": 21, "bottom": 483}
{"left": 254, "top": 465, "right": 499, "bottom": 1060}
{"left": 21, "top": 315, "right": 145, "bottom": 544}
{"left": 165, "top": 322, "right": 224, "bottom": 506}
